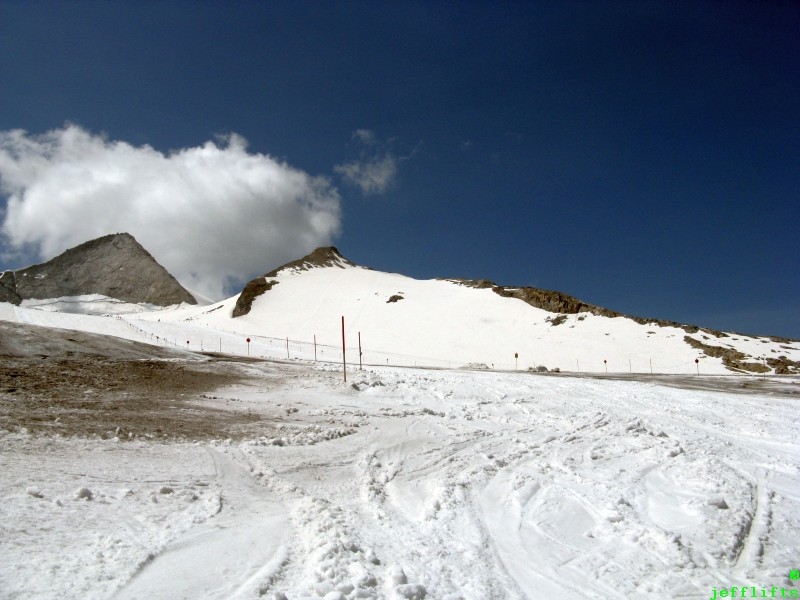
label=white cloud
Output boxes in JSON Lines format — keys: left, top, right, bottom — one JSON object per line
{"left": 334, "top": 129, "right": 407, "bottom": 196}
{"left": 334, "top": 155, "right": 398, "bottom": 196}
{"left": 0, "top": 124, "right": 341, "bottom": 300}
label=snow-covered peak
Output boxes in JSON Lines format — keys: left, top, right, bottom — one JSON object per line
{"left": 232, "top": 247, "right": 366, "bottom": 317}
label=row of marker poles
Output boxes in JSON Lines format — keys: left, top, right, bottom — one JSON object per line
{"left": 137, "top": 321, "right": 713, "bottom": 376}
{"left": 577, "top": 356, "right": 689, "bottom": 376}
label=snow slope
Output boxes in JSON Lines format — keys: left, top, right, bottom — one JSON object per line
{"left": 135, "top": 257, "right": 800, "bottom": 375}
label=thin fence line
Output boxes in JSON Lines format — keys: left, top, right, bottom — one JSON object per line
{"left": 118, "top": 317, "right": 729, "bottom": 375}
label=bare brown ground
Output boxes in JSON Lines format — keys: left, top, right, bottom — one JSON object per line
{"left": 0, "top": 321, "right": 273, "bottom": 440}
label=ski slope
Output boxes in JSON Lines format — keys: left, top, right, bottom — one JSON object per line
{"left": 2, "top": 348, "right": 799, "bottom": 599}
{"left": 136, "top": 256, "right": 800, "bottom": 375}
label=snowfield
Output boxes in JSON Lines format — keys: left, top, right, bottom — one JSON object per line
{"left": 132, "top": 258, "right": 800, "bottom": 376}
{"left": 2, "top": 338, "right": 799, "bottom": 599}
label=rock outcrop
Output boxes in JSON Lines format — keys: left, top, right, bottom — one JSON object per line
{"left": 232, "top": 278, "right": 279, "bottom": 318}
{"left": 264, "top": 246, "right": 360, "bottom": 276}
{"left": 0, "top": 233, "right": 196, "bottom": 307}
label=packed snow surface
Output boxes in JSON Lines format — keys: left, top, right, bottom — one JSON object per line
{"left": 1, "top": 315, "right": 799, "bottom": 598}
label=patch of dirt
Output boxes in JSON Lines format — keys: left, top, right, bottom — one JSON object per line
{"left": 0, "top": 355, "right": 268, "bottom": 440}
{"left": 561, "top": 371, "right": 800, "bottom": 397}
{"left": 0, "top": 320, "right": 274, "bottom": 440}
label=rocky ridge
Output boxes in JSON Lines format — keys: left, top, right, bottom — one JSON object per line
{"left": 0, "top": 233, "right": 196, "bottom": 307}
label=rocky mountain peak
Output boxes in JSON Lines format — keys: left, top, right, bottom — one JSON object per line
{"left": 0, "top": 232, "right": 196, "bottom": 307}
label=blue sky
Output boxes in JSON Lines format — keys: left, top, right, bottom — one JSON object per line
{"left": 0, "top": 1, "right": 798, "bottom": 338}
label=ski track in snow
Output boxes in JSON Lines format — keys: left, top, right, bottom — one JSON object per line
{"left": 2, "top": 359, "right": 800, "bottom": 598}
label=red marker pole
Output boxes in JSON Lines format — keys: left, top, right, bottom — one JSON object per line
{"left": 246, "top": 337, "right": 251, "bottom": 356}
{"left": 358, "top": 332, "right": 362, "bottom": 371}
{"left": 695, "top": 358, "right": 699, "bottom": 375}
{"left": 314, "top": 335, "right": 317, "bottom": 362}
{"left": 341, "top": 316, "right": 347, "bottom": 382}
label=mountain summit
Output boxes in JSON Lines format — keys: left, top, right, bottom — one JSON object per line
{"left": 0, "top": 232, "right": 196, "bottom": 307}
{"left": 265, "top": 246, "right": 361, "bottom": 275}
{"left": 232, "top": 246, "right": 363, "bottom": 317}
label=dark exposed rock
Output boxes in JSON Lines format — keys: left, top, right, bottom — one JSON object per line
{"left": 265, "top": 246, "right": 360, "bottom": 277}
{"left": 447, "top": 277, "right": 620, "bottom": 316}
{"left": 0, "top": 271, "right": 22, "bottom": 305}
{"left": 387, "top": 294, "right": 404, "bottom": 304}
{"left": 683, "top": 336, "right": 773, "bottom": 373}
{"left": 1, "top": 233, "right": 196, "bottom": 307}
{"left": 546, "top": 315, "right": 568, "bottom": 327}
{"left": 766, "top": 355, "right": 800, "bottom": 375}
{"left": 769, "top": 335, "right": 799, "bottom": 344}
{"left": 232, "top": 279, "right": 279, "bottom": 318}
